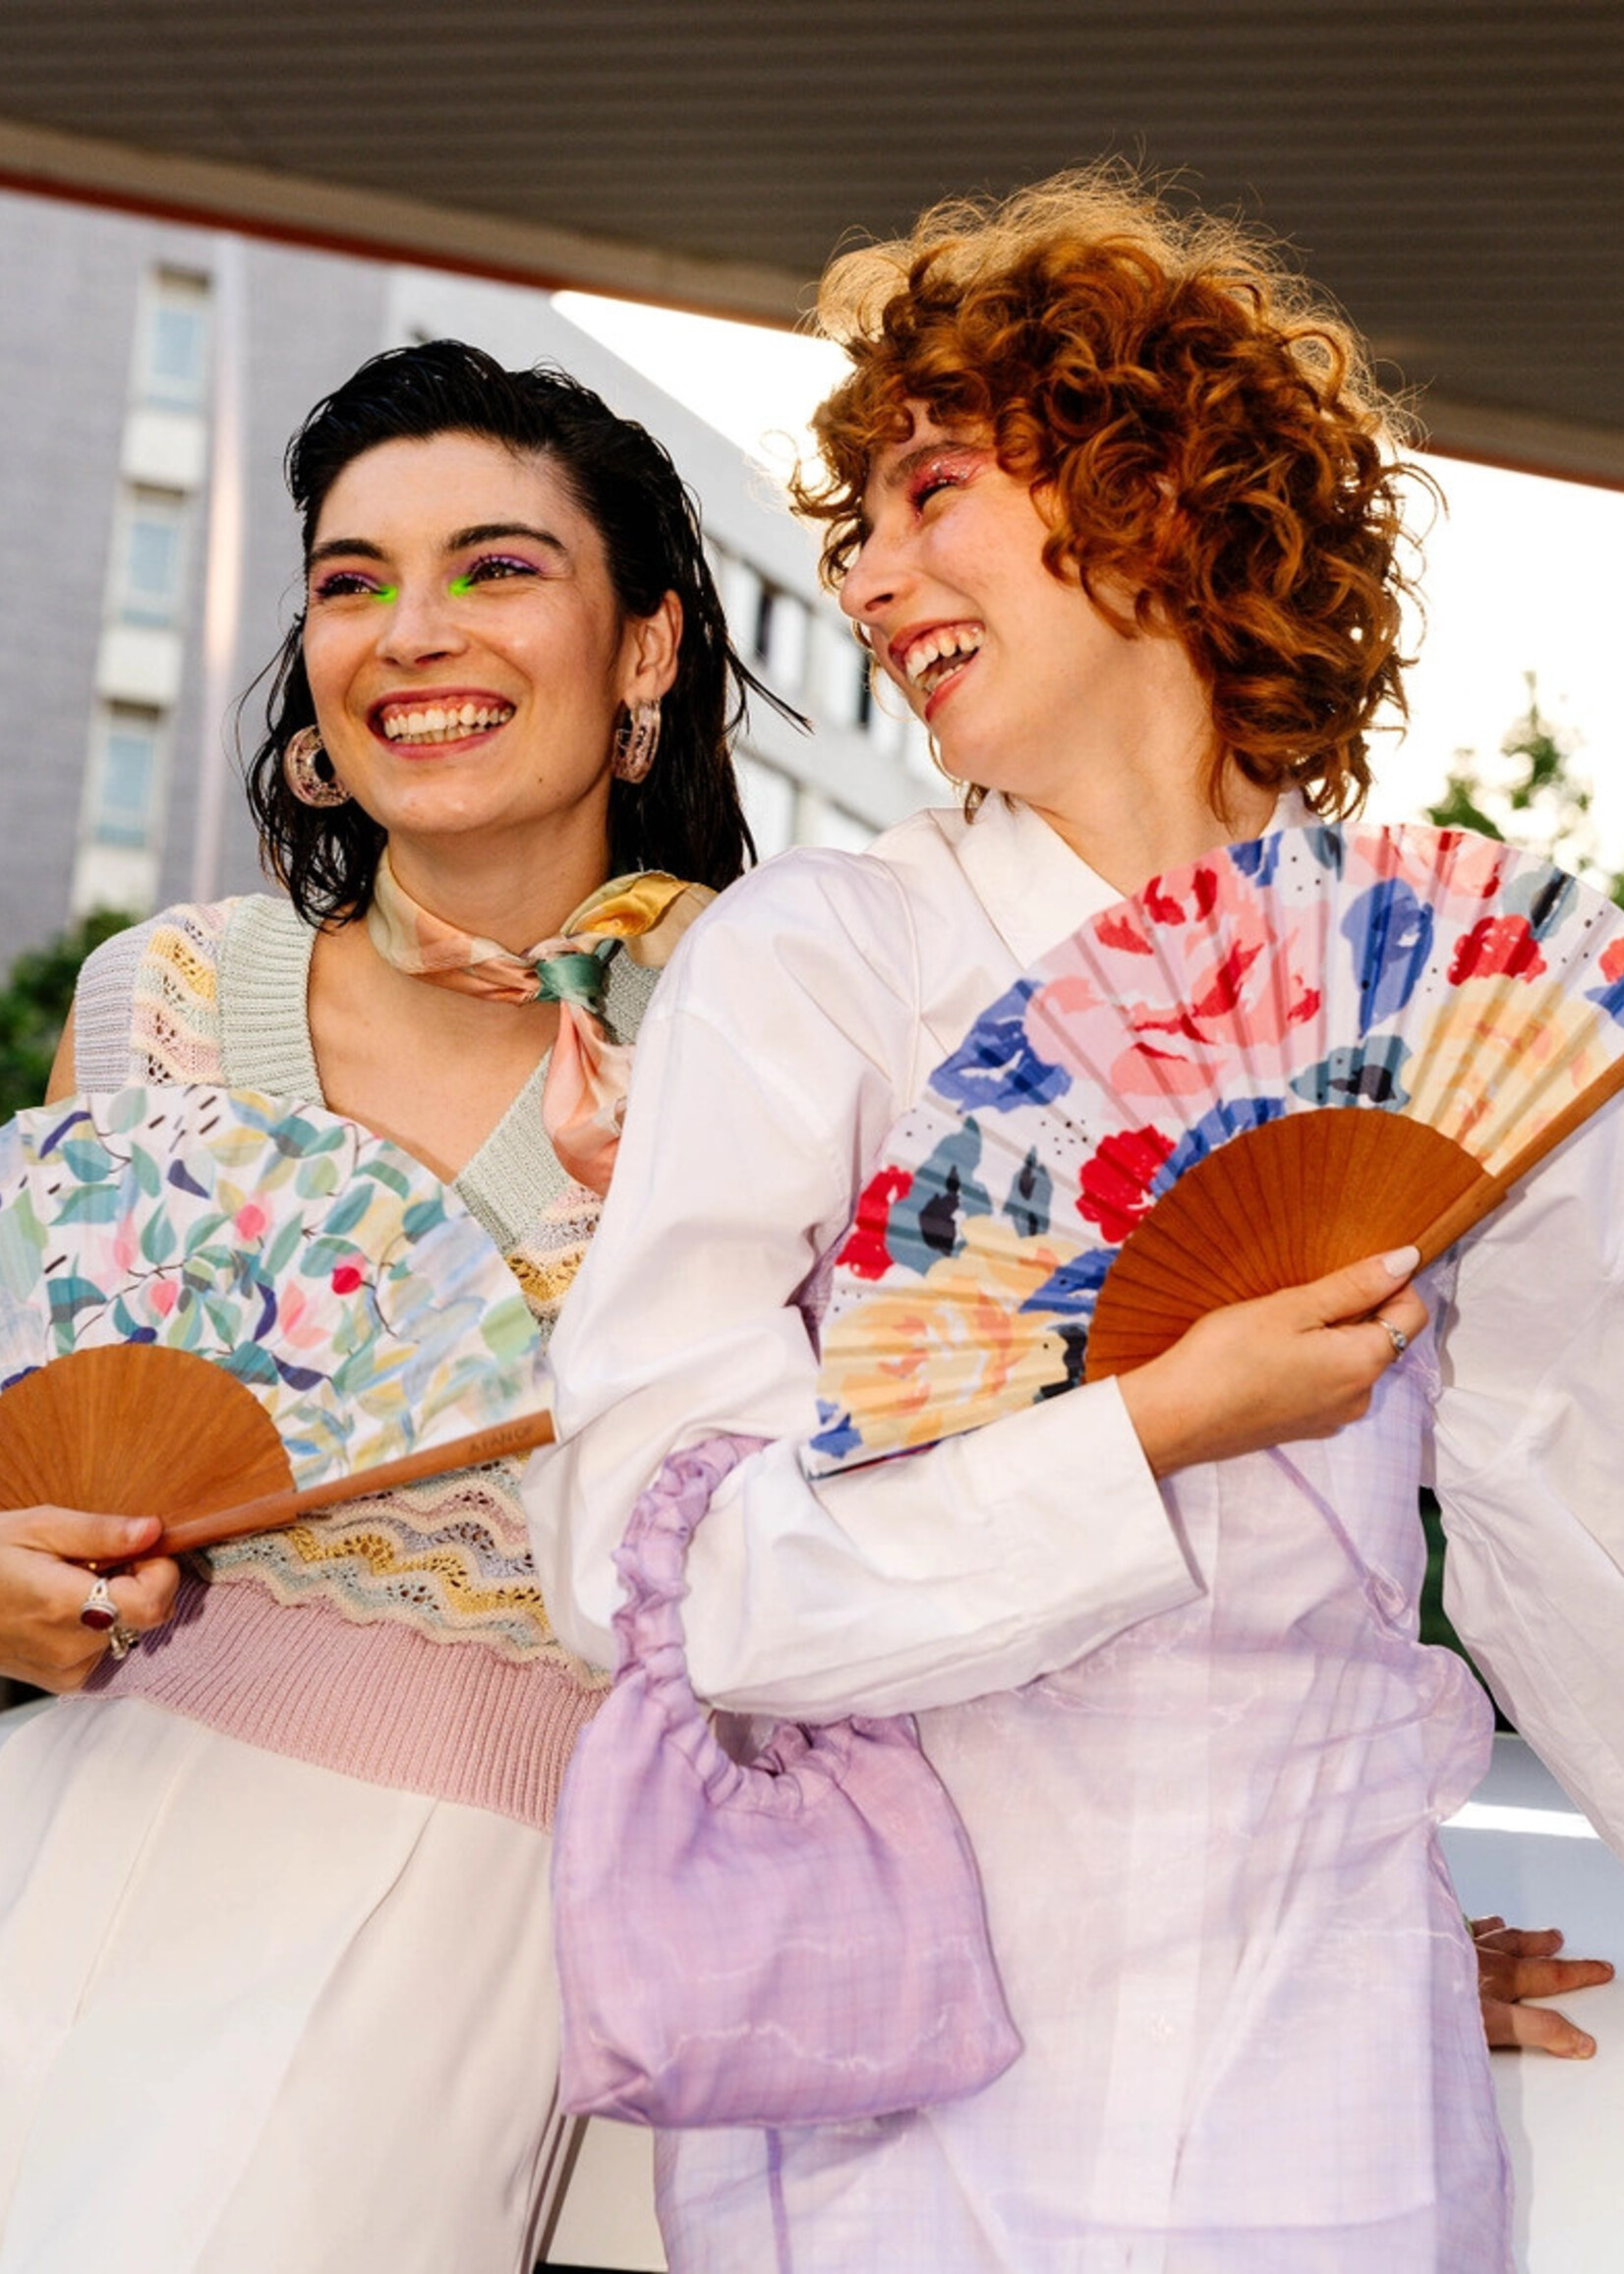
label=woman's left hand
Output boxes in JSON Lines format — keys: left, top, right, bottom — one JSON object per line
{"left": 1474, "top": 1915, "right": 1614, "bottom": 2056}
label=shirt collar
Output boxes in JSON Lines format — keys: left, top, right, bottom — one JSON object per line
{"left": 953, "top": 787, "right": 1315, "bottom": 970}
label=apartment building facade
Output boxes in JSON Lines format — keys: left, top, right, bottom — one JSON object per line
{"left": 0, "top": 189, "right": 933, "bottom": 961}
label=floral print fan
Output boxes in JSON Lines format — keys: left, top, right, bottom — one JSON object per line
{"left": 0, "top": 1085, "right": 552, "bottom": 1549}
{"left": 807, "top": 822, "right": 1624, "bottom": 1475}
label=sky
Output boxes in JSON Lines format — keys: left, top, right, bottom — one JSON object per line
{"left": 557, "top": 288, "right": 1624, "bottom": 859}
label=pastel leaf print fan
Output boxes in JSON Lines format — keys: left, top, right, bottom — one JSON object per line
{"left": 0, "top": 1085, "right": 554, "bottom": 1550}
{"left": 807, "top": 822, "right": 1624, "bottom": 1475}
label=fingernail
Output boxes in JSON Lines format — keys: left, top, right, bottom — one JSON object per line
{"left": 1381, "top": 1245, "right": 1421, "bottom": 1278}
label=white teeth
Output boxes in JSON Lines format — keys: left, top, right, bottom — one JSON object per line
{"left": 902, "top": 626, "right": 983, "bottom": 686}
{"left": 379, "top": 702, "right": 513, "bottom": 743}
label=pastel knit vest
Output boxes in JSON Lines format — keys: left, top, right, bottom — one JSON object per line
{"left": 73, "top": 896, "right": 656, "bottom": 1829}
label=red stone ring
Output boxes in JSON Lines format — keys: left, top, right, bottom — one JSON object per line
{"left": 78, "top": 1575, "right": 119, "bottom": 1632}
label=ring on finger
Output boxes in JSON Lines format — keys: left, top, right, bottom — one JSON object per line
{"left": 1377, "top": 1317, "right": 1410, "bottom": 1361}
{"left": 78, "top": 1575, "right": 120, "bottom": 1632}
{"left": 107, "top": 1620, "right": 141, "bottom": 1661}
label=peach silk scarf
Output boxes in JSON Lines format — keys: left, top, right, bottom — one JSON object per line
{"left": 367, "top": 852, "right": 713, "bottom": 1195}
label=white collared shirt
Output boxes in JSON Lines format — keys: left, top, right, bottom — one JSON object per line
{"left": 528, "top": 793, "right": 1200, "bottom": 1715}
{"left": 528, "top": 788, "right": 1624, "bottom": 1851}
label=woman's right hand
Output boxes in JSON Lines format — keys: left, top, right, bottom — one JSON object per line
{"left": 0, "top": 1509, "right": 180, "bottom": 1692}
{"left": 1118, "top": 1247, "right": 1428, "bottom": 1480}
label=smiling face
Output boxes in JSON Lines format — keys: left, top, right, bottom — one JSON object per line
{"left": 301, "top": 431, "right": 675, "bottom": 879}
{"left": 839, "top": 409, "right": 1193, "bottom": 815}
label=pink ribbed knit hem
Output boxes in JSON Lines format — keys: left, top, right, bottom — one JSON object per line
{"left": 87, "top": 1573, "right": 607, "bottom": 1830}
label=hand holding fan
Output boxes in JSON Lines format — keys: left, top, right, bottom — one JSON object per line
{"left": 0, "top": 1085, "right": 554, "bottom": 1550}
{"left": 808, "top": 822, "right": 1624, "bottom": 1474}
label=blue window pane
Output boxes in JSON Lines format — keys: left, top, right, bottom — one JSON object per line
{"left": 146, "top": 303, "right": 207, "bottom": 407}
{"left": 94, "top": 728, "right": 156, "bottom": 847}
{"left": 123, "top": 516, "right": 181, "bottom": 623}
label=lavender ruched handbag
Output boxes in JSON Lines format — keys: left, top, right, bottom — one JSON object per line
{"left": 552, "top": 1432, "right": 1021, "bottom": 2128}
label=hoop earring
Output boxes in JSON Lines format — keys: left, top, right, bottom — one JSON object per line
{"left": 611, "top": 699, "right": 662, "bottom": 785}
{"left": 925, "top": 729, "right": 986, "bottom": 817}
{"left": 282, "top": 725, "right": 351, "bottom": 808}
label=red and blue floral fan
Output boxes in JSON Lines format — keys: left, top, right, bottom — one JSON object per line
{"left": 0, "top": 1085, "right": 554, "bottom": 1548}
{"left": 807, "top": 822, "right": 1624, "bottom": 1474}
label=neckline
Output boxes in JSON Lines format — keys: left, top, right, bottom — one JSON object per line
{"left": 952, "top": 788, "right": 1308, "bottom": 970}
{"left": 215, "top": 895, "right": 569, "bottom": 1249}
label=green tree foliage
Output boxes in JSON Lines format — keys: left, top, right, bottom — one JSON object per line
{"left": 1419, "top": 1492, "right": 1511, "bottom": 1729}
{"left": 1425, "top": 673, "right": 1624, "bottom": 906}
{"left": 0, "top": 910, "right": 135, "bottom": 1122}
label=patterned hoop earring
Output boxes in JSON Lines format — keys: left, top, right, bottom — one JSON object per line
{"left": 282, "top": 725, "right": 351, "bottom": 809}
{"left": 611, "top": 699, "right": 662, "bottom": 785}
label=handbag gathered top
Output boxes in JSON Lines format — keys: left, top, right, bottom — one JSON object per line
{"left": 552, "top": 1431, "right": 1021, "bottom": 2129}
{"left": 608, "top": 1435, "right": 869, "bottom": 1816}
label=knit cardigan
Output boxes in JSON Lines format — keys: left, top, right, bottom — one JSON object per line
{"left": 75, "top": 895, "right": 655, "bottom": 1829}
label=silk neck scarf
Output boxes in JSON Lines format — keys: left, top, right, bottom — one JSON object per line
{"left": 367, "top": 850, "right": 712, "bottom": 1195}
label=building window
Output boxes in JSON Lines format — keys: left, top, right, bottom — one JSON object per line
{"left": 138, "top": 271, "right": 211, "bottom": 411}
{"left": 811, "top": 617, "right": 865, "bottom": 730}
{"left": 735, "top": 754, "right": 796, "bottom": 859}
{"left": 751, "top": 582, "right": 776, "bottom": 666}
{"left": 89, "top": 705, "right": 164, "bottom": 848}
{"left": 761, "top": 589, "right": 808, "bottom": 693}
{"left": 717, "top": 553, "right": 763, "bottom": 664}
{"left": 114, "top": 490, "right": 190, "bottom": 628}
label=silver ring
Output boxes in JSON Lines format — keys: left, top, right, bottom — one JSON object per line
{"left": 107, "top": 1620, "right": 140, "bottom": 1662}
{"left": 1378, "top": 1318, "right": 1410, "bottom": 1361}
{"left": 78, "top": 1575, "right": 119, "bottom": 1632}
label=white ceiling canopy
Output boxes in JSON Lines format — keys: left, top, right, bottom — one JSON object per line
{"left": 3, "top": 1, "right": 1621, "bottom": 481}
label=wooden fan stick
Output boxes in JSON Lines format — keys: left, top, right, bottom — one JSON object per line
{"left": 1085, "top": 1058, "right": 1624, "bottom": 1380}
{"left": 156, "top": 1408, "right": 557, "bottom": 1554}
{"left": 1414, "top": 1053, "right": 1624, "bottom": 1266}
{"left": 0, "top": 1344, "right": 557, "bottom": 1554}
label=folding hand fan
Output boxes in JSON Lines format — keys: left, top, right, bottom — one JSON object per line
{"left": 808, "top": 821, "right": 1624, "bottom": 1474}
{"left": 0, "top": 1084, "right": 553, "bottom": 1550}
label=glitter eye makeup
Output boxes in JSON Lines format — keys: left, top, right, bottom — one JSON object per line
{"left": 447, "top": 554, "right": 537, "bottom": 596}
{"left": 906, "top": 451, "right": 980, "bottom": 512}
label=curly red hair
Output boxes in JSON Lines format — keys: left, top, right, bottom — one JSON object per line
{"left": 794, "top": 168, "right": 1433, "bottom": 817}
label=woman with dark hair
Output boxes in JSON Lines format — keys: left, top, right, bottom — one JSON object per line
{"left": 0, "top": 339, "right": 767, "bottom": 2273}
{"left": 531, "top": 173, "right": 1617, "bottom": 2270}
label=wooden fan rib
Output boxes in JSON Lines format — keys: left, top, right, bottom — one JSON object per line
{"left": 1417, "top": 1050, "right": 1624, "bottom": 1264}
{"left": 158, "top": 1408, "right": 556, "bottom": 1553}
{"left": 0, "top": 1342, "right": 555, "bottom": 1556}
{"left": 1129, "top": 1207, "right": 1251, "bottom": 1307}
{"left": 1083, "top": 1109, "right": 1491, "bottom": 1379}
{"left": 0, "top": 1346, "right": 294, "bottom": 1518}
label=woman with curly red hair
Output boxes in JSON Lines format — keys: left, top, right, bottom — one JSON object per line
{"left": 531, "top": 170, "right": 1613, "bottom": 2268}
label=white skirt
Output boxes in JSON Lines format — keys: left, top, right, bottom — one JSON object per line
{"left": 0, "top": 1697, "right": 565, "bottom": 2274}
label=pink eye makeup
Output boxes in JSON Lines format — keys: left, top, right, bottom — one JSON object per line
{"left": 311, "top": 568, "right": 398, "bottom": 604}
{"left": 905, "top": 450, "right": 981, "bottom": 511}
{"left": 447, "top": 554, "right": 539, "bottom": 595}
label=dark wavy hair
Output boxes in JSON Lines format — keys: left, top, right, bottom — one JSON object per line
{"left": 246, "top": 339, "right": 782, "bottom": 919}
{"left": 794, "top": 166, "right": 1434, "bottom": 819}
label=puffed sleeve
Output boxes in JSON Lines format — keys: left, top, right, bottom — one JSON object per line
{"left": 1432, "top": 1103, "right": 1624, "bottom": 1848}
{"left": 524, "top": 848, "right": 1197, "bottom": 1720}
